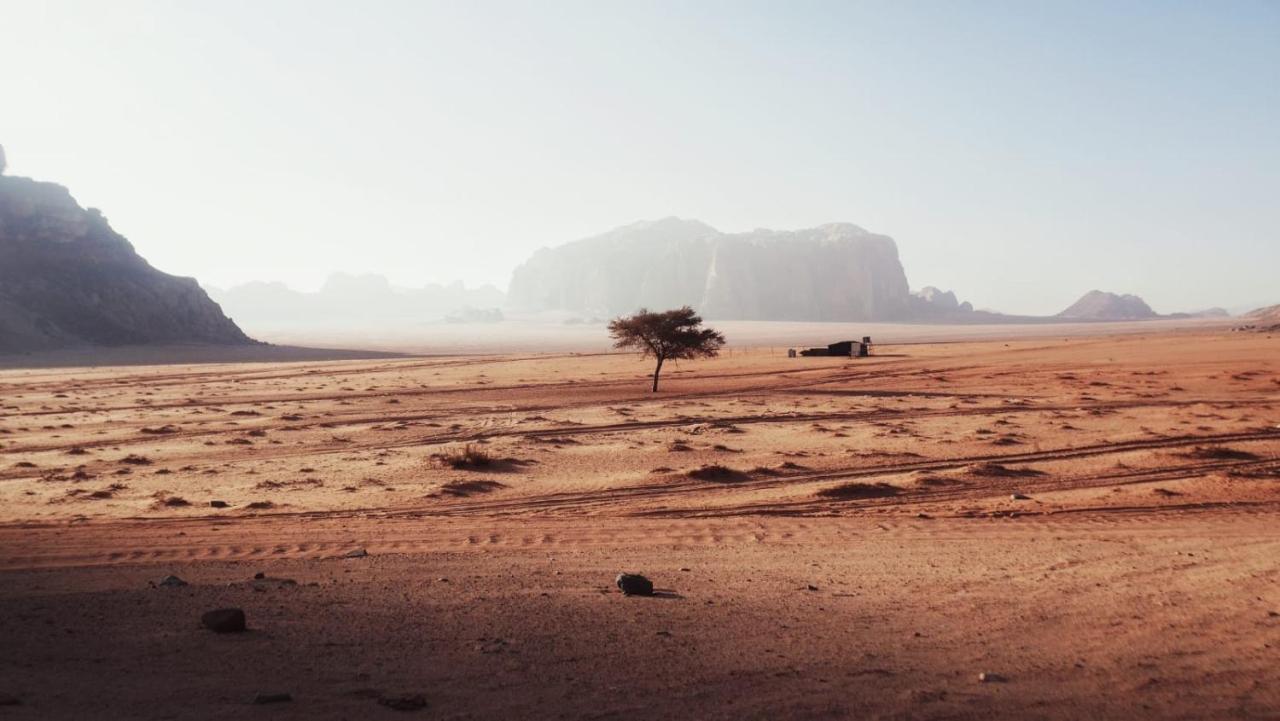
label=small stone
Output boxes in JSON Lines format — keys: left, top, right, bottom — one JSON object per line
{"left": 253, "top": 571, "right": 266, "bottom": 579}
{"left": 157, "top": 574, "right": 187, "bottom": 588}
{"left": 679, "top": 567, "right": 692, "bottom": 572}
{"left": 616, "top": 573, "right": 654, "bottom": 596}
{"left": 343, "top": 548, "right": 368, "bottom": 558}
{"left": 436, "top": 577, "right": 449, "bottom": 582}
{"left": 978, "top": 672, "right": 1006, "bottom": 683}
{"left": 252, "top": 692, "right": 292, "bottom": 704}
{"left": 378, "top": 693, "right": 428, "bottom": 711}
{"left": 201, "top": 608, "right": 246, "bottom": 633}
{"left": 1010, "top": 493, "right": 1030, "bottom": 500}
{"left": 210, "top": 500, "right": 230, "bottom": 508}
{"left": 806, "top": 584, "right": 819, "bottom": 591}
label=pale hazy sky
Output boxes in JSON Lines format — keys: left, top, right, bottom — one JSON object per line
{"left": 2, "top": 1, "right": 1277, "bottom": 315}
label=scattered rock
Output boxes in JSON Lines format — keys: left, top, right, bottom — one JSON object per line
{"left": 201, "top": 608, "right": 247, "bottom": 633}
{"left": 1010, "top": 493, "right": 1030, "bottom": 501}
{"left": 616, "top": 573, "right": 654, "bottom": 596}
{"left": 209, "top": 500, "right": 230, "bottom": 508}
{"left": 157, "top": 574, "right": 188, "bottom": 588}
{"left": 378, "top": 693, "right": 428, "bottom": 711}
{"left": 978, "top": 672, "right": 1006, "bottom": 683}
{"left": 343, "top": 548, "right": 368, "bottom": 558}
{"left": 254, "top": 571, "right": 266, "bottom": 579}
{"left": 252, "top": 692, "right": 292, "bottom": 704}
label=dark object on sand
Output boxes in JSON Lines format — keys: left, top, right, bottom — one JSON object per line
{"left": 616, "top": 573, "right": 654, "bottom": 596}
{"left": 201, "top": 608, "right": 247, "bottom": 633}
{"left": 252, "top": 692, "right": 292, "bottom": 704}
{"left": 378, "top": 693, "right": 429, "bottom": 711}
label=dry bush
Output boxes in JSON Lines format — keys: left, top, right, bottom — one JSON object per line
{"left": 150, "top": 492, "right": 190, "bottom": 508}
{"left": 435, "top": 443, "right": 493, "bottom": 469}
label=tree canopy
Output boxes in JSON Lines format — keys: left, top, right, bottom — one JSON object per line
{"left": 608, "top": 306, "right": 725, "bottom": 391}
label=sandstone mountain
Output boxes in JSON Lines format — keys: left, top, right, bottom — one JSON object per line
{"left": 1239, "top": 304, "right": 1280, "bottom": 331}
{"left": 1056, "top": 291, "right": 1158, "bottom": 320}
{"left": 0, "top": 156, "right": 253, "bottom": 353}
{"left": 507, "top": 218, "right": 976, "bottom": 322}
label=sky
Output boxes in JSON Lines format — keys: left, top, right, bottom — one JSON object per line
{"left": 1, "top": 0, "right": 1277, "bottom": 315}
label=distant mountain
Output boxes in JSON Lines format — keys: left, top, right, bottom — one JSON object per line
{"left": 1056, "top": 291, "right": 1158, "bottom": 320}
{"left": 1167, "top": 307, "right": 1230, "bottom": 320}
{"left": 1237, "top": 304, "right": 1280, "bottom": 331}
{"left": 507, "top": 218, "right": 982, "bottom": 322}
{"left": 206, "top": 274, "right": 505, "bottom": 331}
{"left": 0, "top": 151, "right": 253, "bottom": 353}
{"left": 1245, "top": 304, "right": 1280, "bottom": 320}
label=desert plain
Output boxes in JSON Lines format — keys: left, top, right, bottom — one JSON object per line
{"left": 1, "top": 328, "right": 1278, "bottom": 720}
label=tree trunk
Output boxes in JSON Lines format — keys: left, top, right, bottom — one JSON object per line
{"left": 651, "top": 356, "right": 665, "bottom": 392}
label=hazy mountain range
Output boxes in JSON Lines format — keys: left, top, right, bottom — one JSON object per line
{"left": 508, "top": 218, "right": 984, "bottom": 322}
{"left": 204, "top": 275, "right": 505, "bottom": 331}
{"left": 0, "top": 153, "right": 1260, "bottom": 353}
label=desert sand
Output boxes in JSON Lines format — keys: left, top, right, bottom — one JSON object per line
{"left": 1, "top": 329, "right": 1278, "bottom": 719}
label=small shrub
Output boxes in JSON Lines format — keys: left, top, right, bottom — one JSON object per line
{"left": 436, "top": 444, "right": 493, "bottom": 469}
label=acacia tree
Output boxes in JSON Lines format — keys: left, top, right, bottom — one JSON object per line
{"left": 608, "top": 306, "right": 725, "bottom": 392}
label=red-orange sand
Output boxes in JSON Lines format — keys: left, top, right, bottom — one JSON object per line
{"left": 1, "top": 330, "right": 1277, "bottom": 719}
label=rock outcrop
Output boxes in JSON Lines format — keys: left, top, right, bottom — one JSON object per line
{"left": 909, "top": 286, "right": 975, "bottom": 319}
{"left": 507, "top": 218, "right": 955, "bottom": 321}
{"left": 1056, "top": 291, "right": 1157, "bottom": 320}
{"left": 1236, "top": 304, "right": 1280, "bottom": 331}
{"left": 0, "top": 159, "right": 253, "bottom": 353}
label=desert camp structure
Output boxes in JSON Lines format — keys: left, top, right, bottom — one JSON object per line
{"left": 793, "top": 338, "right": 871, "bottom": 358}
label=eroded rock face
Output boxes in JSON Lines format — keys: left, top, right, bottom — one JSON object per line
{"left": 507, "top": 218, "right": 923, "bottom": 321}
{"left": 0, "top": 173, "right": 254, "bottom": 353}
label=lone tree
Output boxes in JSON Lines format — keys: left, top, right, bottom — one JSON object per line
{"left": 608, "top": 306, "right": 725, "bottom": 392}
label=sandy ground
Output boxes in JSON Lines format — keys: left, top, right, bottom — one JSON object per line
{"left": 1, "top": 330, "right": 1277, "bottom": 719}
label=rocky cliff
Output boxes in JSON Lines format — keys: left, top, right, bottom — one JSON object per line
{"left": 0, "top": 160, "right": 254, "bottom": 353}
{"left": 507, "top": 218, "right": 959, "bottom": 321}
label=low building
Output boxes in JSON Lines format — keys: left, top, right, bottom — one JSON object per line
{"left": 798, "top": 340, "right": 868, "bottom": 357}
